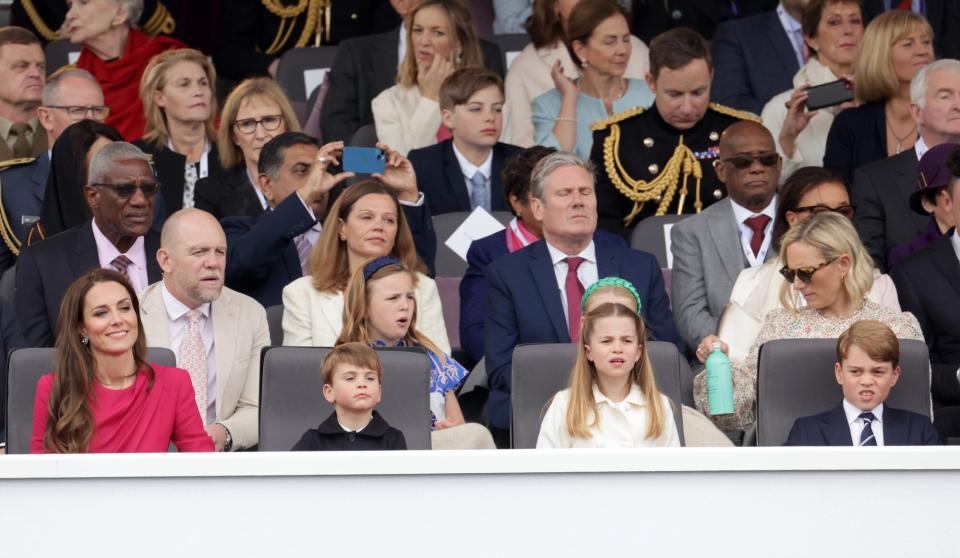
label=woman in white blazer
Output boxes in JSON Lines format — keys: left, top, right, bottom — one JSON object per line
{"left": 281, "top": 180, "right": 451, "bottom": 352}
{"left": 371, "top": 0, "right": 486, "bottom": 155}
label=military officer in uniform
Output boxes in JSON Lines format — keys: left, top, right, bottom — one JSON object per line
{"left": 590, "top": 27, "right": 760, "bottom": 235}
{"left": 214, "top": 0, "right": 402, "bottom": 81}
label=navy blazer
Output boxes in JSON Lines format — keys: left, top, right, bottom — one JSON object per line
{"left": 0, "top": 152, "right": 49, "bottom": 272}
{"left": 483, "top": 233, "right": 683, "bottom": 430}
{"left": 194, "top": 165, "right": 265, "bottom": 222}
{"left": 408, "top": 140, "right": 522, "bottom": 216}
{"left": 15, "top": 221, "right": 162, "bottom": 347}
{"left": 709, "top": 10, "right": 799, "bottom": 114}
{"left": 785, "top": 403, "right": 939, "bottom": 446}
{"left": 823, "top": 101, "right": 887, "bottom": 185}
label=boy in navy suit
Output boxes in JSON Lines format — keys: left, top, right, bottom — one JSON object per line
{"left": 786, "top": 320, "right": 939, "bottom": 446}
{"left": 408, "top": 68, "right": 521, "bottom": 217}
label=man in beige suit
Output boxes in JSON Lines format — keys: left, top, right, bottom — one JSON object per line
{"left": 140, "top": 208, "right": 270, "bottom": 451}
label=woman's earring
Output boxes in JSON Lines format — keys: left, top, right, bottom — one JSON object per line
{"left": 80, "top": 335, "right": 89, "bottom": 345}
{"left": 581, "top": 59, "right": 588, "bottom": 70}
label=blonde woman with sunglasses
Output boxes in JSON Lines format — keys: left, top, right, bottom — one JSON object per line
{"left": 693, "top": 210, "right": 922, "bottom": 435}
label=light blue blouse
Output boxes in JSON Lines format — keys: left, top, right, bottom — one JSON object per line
{"left": 531, "top": 78, "right": 654, "bottom": 160}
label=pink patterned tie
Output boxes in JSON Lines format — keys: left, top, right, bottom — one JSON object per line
{"left": 564, "top": 256, "right": 585, "bottom": 342}
{"left": 180, "top": 310, "right": 208, "bottom": 423}
{"left": 110, "top": 254, "right": 133, "bottom": 280}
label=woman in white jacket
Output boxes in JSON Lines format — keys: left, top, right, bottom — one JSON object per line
{"left": 761, "top": 0, "right": 863, "bottom": 178}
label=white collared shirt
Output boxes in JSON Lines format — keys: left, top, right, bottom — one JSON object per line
{"left": 246, "top": 168, "right": 269, "bottom": 210}
{"left": 915, "top": 135, "right": 930, "bottom": 160}
{"left": 843, "top": 399, "right": 884, "bottom": 446}
{"left": 545, "top": 239, "right": 599, "bottom": 325}
{"left": 160, "top": 282, "right": 218, "bottom": 424}
{"left": 776, "top": 2, "right": 805, "bottom": 67}
{"left": 91, "top": 219, "right": 149, "bottom": 293}
{"left": 729, "top": 195, "right": 777, "bottom": 267}
{"left": 291, "top": 192, "right": 322, "bottom": 269}
{"left": 536, "top": 384, "right": 681, "bottom": 448}
{"left": 451, "top": 141, "right": 494, "bottom": 209}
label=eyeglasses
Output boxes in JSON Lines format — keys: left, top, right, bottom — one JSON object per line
{"left": 91, "top": 181, "right": 161, "bottom": 199}
{"left": 719, "top": 152, "right": 781, "bottom": 169}
{"left": 792, "top": 204, "right": 856, "bottom": 220}
{"left": 45, "top": 105, "right": 110, "bottom": 121}
{"left": 234, "top": 114, "right": 283, "bottom": 134}
{"left": 779, "top": 257, "right": 838, "bottom": 284}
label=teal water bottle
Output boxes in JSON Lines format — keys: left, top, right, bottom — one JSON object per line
{"left": 705, "top": 342, "right": 734, "bottom": 415}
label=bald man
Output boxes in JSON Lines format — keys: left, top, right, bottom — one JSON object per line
{"left": 139, "top": 208, "right": 270, "bottom": 451}
{"left": 669, "top": 120, "right": 781, "bottom": 359}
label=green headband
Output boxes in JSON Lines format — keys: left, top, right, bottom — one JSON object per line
{"left": 581, "top": 277, "right": 643, "bottom": 313}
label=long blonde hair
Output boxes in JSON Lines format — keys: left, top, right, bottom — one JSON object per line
{"left": 216, "top": 77, "right": 301, "bottom": 169}
{"left": 778, "top": 211, "right": 874, "bottom": 312}
{"left": 396, "top": 0, "right": 483, "bottom": 88}
{"left": 854, "top": 10, "right": 933, "bottom": 102}
{"left": 336, "top": 260, "right": 446, "bottom": 362}
{"left": 139, "top": 48, "right": 218, "bottom": 148}
{"left": 565, "top": 302, "right": 667, "bottom": 440}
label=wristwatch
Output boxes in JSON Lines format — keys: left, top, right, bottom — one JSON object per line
{"left": 218, "top": 422, "right": 233, "bottom": 452}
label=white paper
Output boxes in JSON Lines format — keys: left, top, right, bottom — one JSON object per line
{"left": 663, "top": 223, "right": 674, "bottom": 269}
{"left": 505, "top": 51, "right": 522, "bottom": 69}
{"left": 303, "top": 68, "right": 330, "bottom": 99}
{"left": 444, "top": 207, "right": 507, "bottom": 261}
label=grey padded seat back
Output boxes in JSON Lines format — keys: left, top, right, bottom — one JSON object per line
{"left": 349, "top": 124, "right": 378, "bottom": 147}
{"left": 630, "top": 214, "right": 691, "bottom": 269}
{"left": 275, "top": 46, "right": 339, "bottom": 103}
{"left": 511, "top": 341, "right": 686, "bottom": 449}
{"left": 259, "top": 346, "right": 432, "bottom": 450}
{"left": 6, "top": 347, "right": 177, "bottom": 454}
{"left": 432, "top": 211, "right": 513, "bottom": 277}
{"left": 757, "top": 338, "right": 932, "bottom": 446}
{"left": 266, "top": 305, "right": 284, "bottom": 346}
{"left": 489, "top": 33, "right": 530, "bottom": 70}
{"left": 44, "top": 39, "right": 82, "bottom": 74}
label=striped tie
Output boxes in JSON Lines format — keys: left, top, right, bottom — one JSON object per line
{"left": 110, "top": 254, "right": 133, "bottom": 279}
{"left": 859, "top": 412, "right": 877, "bottom": 446}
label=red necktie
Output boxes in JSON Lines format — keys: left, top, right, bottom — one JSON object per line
{"left": 744, "top": 215, "right": 771, "bottom": 257}
{"left": 564, "top": 256, "right": 585, "bottom": 342}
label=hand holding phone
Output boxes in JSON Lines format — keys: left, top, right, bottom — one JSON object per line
{"left": 804, "top": 79, "right": 853, "bottom": 110}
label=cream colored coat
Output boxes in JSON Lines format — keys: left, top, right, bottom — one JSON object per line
{"left": 139, "top": 282, "right": 270, "bottom": 450}
{"left": 371, "top": 84, "right": 442, "bottom": 156}
{"left": 761, "top": 58, "right": 844, "bottom": 179}
{"left": 501, "top": 36, "right": 649, "bottom": 147}
{"left": 280, "top": 272, "right": 451, "bottom": 353}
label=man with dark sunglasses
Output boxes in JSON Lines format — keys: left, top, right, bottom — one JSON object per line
{"left": 670, "top": 120, "right": 780, "bottom": 364}
{"left": 15, "top": 142, "right": 162, "bottom": 347}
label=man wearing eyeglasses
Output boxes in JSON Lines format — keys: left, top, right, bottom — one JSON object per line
{"left": 15, "top": 142, "right": 162, "bottom": 347}
{"left": 0, "top": 68, "right": 105, "bottom": 274}
{"left": 670, "top": 120, "right": 780, "bottom": 365}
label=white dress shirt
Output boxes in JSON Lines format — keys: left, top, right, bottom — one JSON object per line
{"left": 545, "top": 240, "right": 599, "bottom": 325}
{"left": 292, "top": 192, "right": 322, "bottom": 270}
{"left": 246, "top": 168, "right": 269, "bottom": 210}
{"left": 451, "top": 141, "right": 493, "bottom": 208}
{"left": 536, "top": 384, "right": 681, "bottom": 448}
{"left": 776, "top": 2, "right": 806, "bottom": 67}
{"left": 843, "top": 399, "right": 885, "bottom": 446}
{"left": 161, "top": 283, "right": 218, "bottom": 424}
{"left": 91, "top": 219, "right": 149, "bottom": 293}
{"left": 915, "top": 135, "right": 930, "bottom": 160}
{"left": 729, "top": 195, "right": 777, "bottom": 267}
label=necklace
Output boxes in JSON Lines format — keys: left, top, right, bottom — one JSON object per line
{"left": 886, "top": 116, "right": 917, "bottom": 155}
{"left": 578, "top": 76, "right": 627, "bottom": 114}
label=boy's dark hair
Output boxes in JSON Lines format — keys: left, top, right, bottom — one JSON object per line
{"left": 321, "top": 342, "right": 383, "bottom": 385}
{"left": 257, "top": 132, "right": 320, "bottom": 179}
{"left": 439, "top": 68, "right": 504, "bottom": 111}
{"left": 836, "top": 320, "right": 900, "bottom": 368}
{"left": 648, "top": 27, "right": 712, "bottom": 79}
{"left": 501, "top": 145, "right": 556, "bottom": 215}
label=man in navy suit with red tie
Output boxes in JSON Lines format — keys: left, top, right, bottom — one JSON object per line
{"left": 484, "top": 152, "right": 684, "bottom": 446}
{"left": 785, "top": 320, "right": 939, "bottom": 446}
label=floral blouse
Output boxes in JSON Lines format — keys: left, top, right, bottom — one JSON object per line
{"left": 694, "top": 300, "right": 924, "bottom": 433}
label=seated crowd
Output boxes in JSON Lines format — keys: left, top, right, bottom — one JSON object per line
{"left": 2, "top": 0, "right": 960, "bottom": 454}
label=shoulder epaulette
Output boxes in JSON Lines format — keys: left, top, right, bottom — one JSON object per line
{"left": 591, "top": 106, "right": 646, "bottom": 132}
{"left": 709, "top": 102, "right": 761, "bottom": 123}
{"left": 0, "top": 157, "right": 36, "bottom": 172}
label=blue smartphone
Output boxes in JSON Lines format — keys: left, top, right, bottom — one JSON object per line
{"left": 342, "top": 146, "right": 386, "bottom": 174}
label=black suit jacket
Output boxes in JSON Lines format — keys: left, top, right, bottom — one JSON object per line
{"left": 709, "top": 10, "right": 799, "bottom": 114}
{"left": 15, "top": 221, "right": 162, "bottom": 347}
{"left": 891, "top": 234, "right": 960, "bottom": 405}
{"left": 408, "top": 140, "right": 521, "bottom": 216}
{"left": 852, "top": 148, "right": 927, "bottom": 272}
{"left": 320, "top": 27, "right": 506, "bottom": 143}
{"left": 785, "top": 403, "right": 939, "bottom": 446}
{"left": 194, "top": 165, "right": 264, "bottom": 222}
{"left": 135, "top": 140, "right": 224, "bottom": 222}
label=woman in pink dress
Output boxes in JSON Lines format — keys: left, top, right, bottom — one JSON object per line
{"left": 30, "top": 269, "right": 213, "bottom": 453}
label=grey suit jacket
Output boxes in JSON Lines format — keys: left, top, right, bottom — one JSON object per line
{"left": 851, "top": 149, "right": 928, "bottom": 272}
{"left": 139, "top": 282, "right": 270, "bottom": 450}
{"left": 670, "top": 198, "right": 776, "bottom": 350}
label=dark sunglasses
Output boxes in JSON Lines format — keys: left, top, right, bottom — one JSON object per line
{"left": 779, "top": 257, "right": 838, "bottom": 284}
{"left": 719, "top": 152, "right": 781, "bottom": 169}
{"left": 91, "top": 181, "right": 161, "bottom": 198}
{"left": 792, "top": 204, "right": 856, "bottom": 220}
